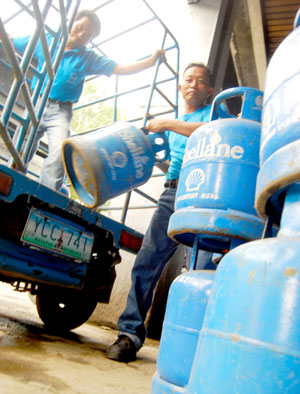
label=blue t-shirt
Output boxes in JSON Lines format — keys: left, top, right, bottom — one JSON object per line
{"left": 13, "top": 34, "right": 117, "bottom": 103}
{"left": 165, "top": 105, "right": 212, "bottom": 180}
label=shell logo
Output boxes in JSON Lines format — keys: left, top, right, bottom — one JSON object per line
{"left": 255, "top": 94, "right": 263, "bottom": 107}
{"left": 185, "top": 168, "right": 205, "bottom": 191}
{"left": 112, "top": 151, "right": 128, "bottom": 168}
{"left": 209, "top": 131, "right": 222, "bottom": 145}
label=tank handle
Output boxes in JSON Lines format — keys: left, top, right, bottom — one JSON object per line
{"left": 147, "top": 132, "right": 169, "bottom": 164}
{"left": 141, "top": 121, "right": 169, "bottom": 164}
{"left": 210, "top": 87, "right": 263, "bottom": 123}
{"left": 294, "top": 8, "right": 300, "bottom": 29}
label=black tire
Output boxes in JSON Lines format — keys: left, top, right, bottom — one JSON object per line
{"left": 36, "top": 287, "right": 98, "bottom": 332}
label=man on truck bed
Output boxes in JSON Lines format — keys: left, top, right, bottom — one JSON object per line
{"left": 12, "top": 9, "right": 165, "bottom": 191}
{"left": 106, "top": 62, "right": 214, "bottom": 363}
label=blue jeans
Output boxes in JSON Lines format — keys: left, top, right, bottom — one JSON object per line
{"left": 118, "top": 187, "right": 212, "bottom": 349}
{"left": 30, "top": 100, "right": 73, "bottom": 191}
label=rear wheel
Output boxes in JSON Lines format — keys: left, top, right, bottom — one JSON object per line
{"left": 36, "top": 286, "right": 98, "bottom": 332}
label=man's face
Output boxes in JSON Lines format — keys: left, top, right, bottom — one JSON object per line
{"left": 179, "top": 66, "right": 213, "bottom": 107}
{"left": 66, "top": 16, "right": 95, "bottom": 49}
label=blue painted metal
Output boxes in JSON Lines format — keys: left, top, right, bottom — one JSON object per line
{"left": 0, "top": 236, "right": 87, "bottom": 288}
{"left": 168, "top": 87, "right": 265, "bottom": 253}
{"left": 22, "top": 0, "right": 79, "bottom": 165}
{"left": 152, "top": 270, "right": 214, "bottom": 392}
{"left": 63, "top": 122, "right": 169, "bottom": 207}
{"left": 0, "top": 164, "right": 143, "bottom": 253}
{"left": 255, "top": 9, "right": 300, "bottom": 220}
{"left": 152, "top": 372, "right": 187, "bottom": 394}
{"left": 187, "top": 183, "right": 300, "bottom": 393}
{"left": 210, "top": 87, "right": 263, "bottom": 123}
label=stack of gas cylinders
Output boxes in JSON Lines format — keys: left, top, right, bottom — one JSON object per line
{"left": 152, "top": 9, "right": 300, "bottom": 394}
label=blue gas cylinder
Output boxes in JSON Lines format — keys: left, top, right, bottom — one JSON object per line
{"left": 255, "top": 9, "right": 300, "bottom": 220}
{"left": 168, "top": 87, "right": 265, "bottom": 253}
{"left": 187, "top": 183, "right": 300, "bottom": 393}
{"left": 62, "top": 122, "right": 168, "bottom": 207}
{"left": 151, "top": 270, "right": 215, "bottom": 393}
{"left": 152, "top": 372, "right": 187, "bottom": 394}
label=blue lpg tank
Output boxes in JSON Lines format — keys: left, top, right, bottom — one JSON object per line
{"left": 62, "top": 122, "right": 168, "bottom": 208}
{"left": 168, "top": 87, "right": 264, "bottom": 254}
{"left": 255, "top": 9, "right": 300, "bottom": 221}
{"left": 187, "top": 183, "right": 300, "bottom": 394}
{"left": 151, "top": 270, "right": 215, "bottom": 393}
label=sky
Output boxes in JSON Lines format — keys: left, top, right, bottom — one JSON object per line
{"left": 1, "top": 0, "right": 175, "bottom": 61}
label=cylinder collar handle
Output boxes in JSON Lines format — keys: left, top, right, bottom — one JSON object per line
{"left": 210, "top": 87, "right": 263, "bottom": 123}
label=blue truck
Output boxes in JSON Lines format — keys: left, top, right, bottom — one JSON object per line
{"left": 0, "top": 0, "right": 179, "bottom": 331}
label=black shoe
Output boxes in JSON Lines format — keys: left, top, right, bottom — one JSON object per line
{"left": 106, "top": 335, "right": 137, "bottom": 363}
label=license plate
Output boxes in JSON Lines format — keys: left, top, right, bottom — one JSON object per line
{"left": 21, "top": 209, "right": 94, "bottom": 262}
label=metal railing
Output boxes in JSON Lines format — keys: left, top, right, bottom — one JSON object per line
{"left": 0, "top": 0, "right": 179, "bottom": 225}
{"left": 0, "top": 0, "right": 80, "bottom": 169}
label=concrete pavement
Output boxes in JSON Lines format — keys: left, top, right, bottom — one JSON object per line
{"left": 0, "top": 283, "right": 159, "bottom": 394}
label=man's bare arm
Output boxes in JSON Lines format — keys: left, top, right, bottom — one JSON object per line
{"left": 112, "top": 50, "right": 166, "bottom": 75}
{"left": 145, "top": 118, "right": 205, "bottom": 137}
{"left": 156, "top": 160, "right": 170, "bottom": 174}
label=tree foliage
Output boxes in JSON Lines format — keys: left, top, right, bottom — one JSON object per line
{"left": 71, "top": 79, "right": 126, "bottom": 135}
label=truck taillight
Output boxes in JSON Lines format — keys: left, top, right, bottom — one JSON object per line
{"left": 118, "top": 230, "right": 143, "bottom": 253}
{"left": 0, "top": 171, "right": 13, "bottom": 196}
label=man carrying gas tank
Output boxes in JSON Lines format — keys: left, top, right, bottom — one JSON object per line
{"left": 106, "top": 62, "right": 215, "bottom": 363}
{"left": 11, "top": 9, "right": 165, "bottom": 191}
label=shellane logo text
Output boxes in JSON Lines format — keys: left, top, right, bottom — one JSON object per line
{"left": 183, "top": 132, "right": 244, "bottom": 164}
{"left": 118, "top": 129, "right": 149, "bottom": 179}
